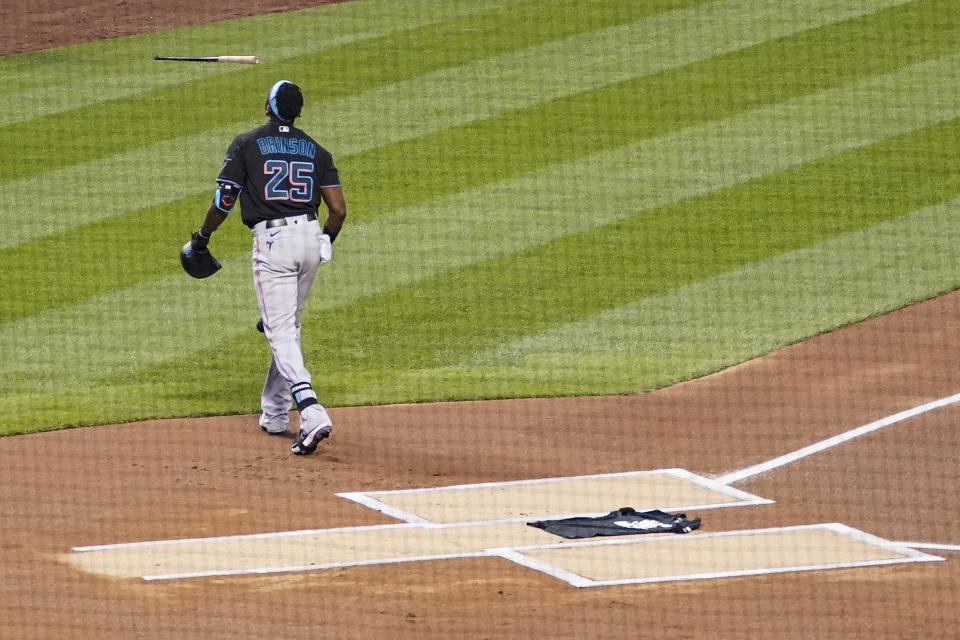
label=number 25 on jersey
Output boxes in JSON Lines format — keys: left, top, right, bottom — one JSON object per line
{"left": 264, "top": 160, "right": 315, "bottom": 202}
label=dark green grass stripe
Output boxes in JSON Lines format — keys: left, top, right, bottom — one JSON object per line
{"left": 0, "top": 194, "right": 244, "bottom": 324}
{"left": 118, "top": 117, "right": 960, "bottom": 403}
{"left": 315, "top": 0, "right": 960, "bottom": 217}
{"left": 2, "top": 0, "right": 952, "bottom": 325}
{"left": 0, "top": 0, "right": 696, "bottom": 186}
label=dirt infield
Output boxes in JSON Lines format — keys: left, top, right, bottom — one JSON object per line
{"left": 4, "top": 3, "right": 959, "bottom": 638}
{"left": 2, "top": 289, "right": 958, "bottom": 639}
{"left": 1, "top": 0, "right": 350, "bottom": 56}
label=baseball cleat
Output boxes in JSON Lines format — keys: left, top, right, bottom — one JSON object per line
{"left": 291, "top": 424, "right": 331, "bottom": 455}
{"left": 261, "top": 424, "right": 287, "bottom": 435}
{"left": 259, "top": 413, "right": 289, "bottom": 435}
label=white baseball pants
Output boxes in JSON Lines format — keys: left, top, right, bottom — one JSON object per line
{"left": 251, "top": 214, "right": 325, "bottom": 417}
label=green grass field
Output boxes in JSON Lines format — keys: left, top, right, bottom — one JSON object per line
{"left": 1, "top": 0, "right": 958, "bottom": 435}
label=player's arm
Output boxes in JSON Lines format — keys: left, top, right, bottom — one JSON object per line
{"left": 319, "top": 185, "right": 346, "bottom": 243}
{"left": 200, "top": 204, "right": 227, "bottom": 235}
{"left": 192, "top": 136, "right": 247, "bottom": 249}
{"left": 200, "top": 181, "right": 241, "bottom": 234}
{"left": 192, "top": 180, "right": 242, "bottom": 250}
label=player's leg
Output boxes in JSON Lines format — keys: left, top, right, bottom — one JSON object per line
{"left": 290, "top": 225, "right": 334, "bottom": 454}
{"left": 252, "top": 229, "right": 314, "bottom": 409}
{"left": 258, "top": 356, "right": 291, "bottom": 434}
{"left": 253, "top": 223, "right": 331, "bottom": 454}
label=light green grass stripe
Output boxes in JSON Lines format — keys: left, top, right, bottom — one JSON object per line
{"left": 2, "top": 0, "right": 681, "bottom": 185}
{"left": 431, "top": 197, "right": 960, "bottom": 396}
{"left": 0, "top": 0, "right": 906, "bottom": 125}
{"left": 3, "top": 0, "right": 949, "bottom": 326}
{"left": 1, "top": 54, "right": 957, "bottom": 392}
{"left": 332, "top": 0, "right": 913, "bottom": 153}
{"left": 0, "top": 0, "right": 506, "bottom": 125}
{"left": 0, "top": 0, "right": 913, "bottom": 248}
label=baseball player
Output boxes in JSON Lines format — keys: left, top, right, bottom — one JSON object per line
{"left": 186, "top": 80, "right": 347, "bottom": 455}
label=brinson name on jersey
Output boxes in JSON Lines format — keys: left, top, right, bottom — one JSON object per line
{"left": 255, "top": 135, "right": 317, "bottom": 158}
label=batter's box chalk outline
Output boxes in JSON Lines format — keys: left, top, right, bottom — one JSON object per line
{"left": 488, "top": 523, "right": 944, "bottom": 588}
{"left": 336, "top": 469, "right": 773, "bottom": 526}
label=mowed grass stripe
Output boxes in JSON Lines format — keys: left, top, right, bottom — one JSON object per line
{"left": 0, "top": 193, "right": 213, "bottom": 324}
{"left": 0, "top": 0, "right": 509, "bottom": 125}
{"left": 1, "top": 54, "right": 956, "bottom": 427}
{"left": 325, "top": 0, "right": 920, "bottom": 185}
{"left": 2, "top": 8, "right": 956, "bottom": 431}
{"left": 0, "top": 0, "right": 924, "bottom": 244}
{"left": 403, "top": 197, "right": 960, "bottom": 399}
{"left": 1, "top": 29, "right": 954, "bottom": 329}
{"left": 10, "top": 192, "right": 959, "bottom": 434}
{"left": 4, "top": 49, "right": 959, "bottom": 344}
{"left": 350, "top": 0, "right": 955, "bottom": 215}
{"left": 97, "top": 118, "right": 960, "bottom": 415}
{"left": 0, "top": 0, "right": 945, "bottom": 268}
{"left": 279, "top": 118, "right": 960, "bottom": 404}
{"left": 1, "top": 1, "right": 713, "bottom": 241}
{"left": 0, "top": 0, "right": 693, "bottom": 185}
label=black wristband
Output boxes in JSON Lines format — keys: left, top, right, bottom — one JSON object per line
{"left": 322, "top": 225, "right": 339, "bottom": 244}
{"left": 192, "top": 228, "right": 210, "bottom": 251}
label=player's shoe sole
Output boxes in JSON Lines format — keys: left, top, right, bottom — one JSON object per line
{"left": 291, "top": 425, "right": 331, "bottom": 455}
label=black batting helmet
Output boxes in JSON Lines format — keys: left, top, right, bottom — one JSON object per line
{"left": 267, "top": 80, "right": 303, "bottom": 122}
{"left": 180, "top": 241, "right": 222, "bottom": 279}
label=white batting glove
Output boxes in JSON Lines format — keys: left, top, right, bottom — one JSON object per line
{"left": 319, "top": 233, "right": 333, "bottom": 262}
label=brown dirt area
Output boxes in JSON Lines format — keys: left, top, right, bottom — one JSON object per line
{"left": 3, "top": 3, "right": 959, "bottom": 639}
{"left": 2, "top": 290, "right": 958, "bottom": 640}
{"left": 1, "top": 0, "right": 351, "bottom": 56}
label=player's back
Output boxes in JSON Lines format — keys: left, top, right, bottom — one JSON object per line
{"left": 226, "top": 121, "right": 336, "bottom": 227}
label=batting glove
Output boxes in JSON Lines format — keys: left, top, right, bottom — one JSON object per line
{"left": 319, "top": 233, "right": 333, "bottom": 262}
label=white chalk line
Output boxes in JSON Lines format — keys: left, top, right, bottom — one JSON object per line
{"left": 337, "top": 468, "right": 771, "bottom": 525}
{"left": 74, "top": 469, "right": 767, "bottom": 552}
{"left": 490, "top": 523, "right": 943, "bottom": 588}
{"left": 893, "top": 542, "right": 960, "bottom": 552}
{"left": 715, "top": 391, "right": 960, "bottom": 486}
{"left": 142, "top": 551, "right": 491, "bottom": 582}
{"left": 141, "top": 524, "right": 943, "bottom": 584}
{"left": 713, "top": 391, "right": 960, "bottom": 555}
{"left": 73, "top": 395, "right": 960, "bottom": 583}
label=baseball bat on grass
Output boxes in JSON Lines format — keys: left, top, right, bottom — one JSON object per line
{"left": 154, "top": 55, "right": 259, "bottom": 64}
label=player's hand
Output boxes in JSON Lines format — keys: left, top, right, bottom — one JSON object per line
{"left": 191, "top": 229, "right": 210, "bottom": 252}
{"left": 319, "top": 233, "right": 333, "bottom": 262}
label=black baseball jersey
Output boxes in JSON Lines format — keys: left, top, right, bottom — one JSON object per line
{"left": 216, "top": 121, "right": 340, "bottom": 228}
